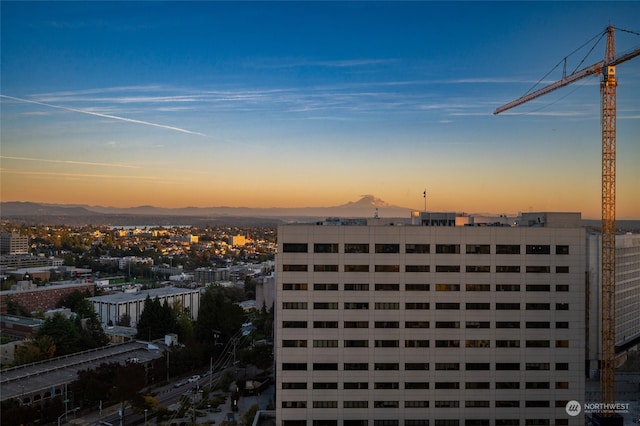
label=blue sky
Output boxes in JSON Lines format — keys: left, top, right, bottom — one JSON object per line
{"left": 1, "top": 1, "right": 639, "bottom": 218}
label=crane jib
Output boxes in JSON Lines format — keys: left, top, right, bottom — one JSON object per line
{"left": 493, "top": 61, "right": 604, "bottom": 115}
{"left": 492, "top": 25, "right": 640, "bottom": 409}
{"left": 494, "top": 44, "right": 640, "bottom": 115}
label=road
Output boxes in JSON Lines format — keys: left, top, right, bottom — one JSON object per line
{"left": 71, "top": 368, "right": 274, "bottom": 426}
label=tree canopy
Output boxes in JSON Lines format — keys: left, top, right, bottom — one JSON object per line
{"left": 70, "top": 362, "right": 146, "bottom": 409}
{"left": 195, "top": 286, "right": 245, "bottom": 349}
{"left": 135, "top": 296, "right": 178, "bottom": 340}
{"left": 13, "top": 311, "right": 108, "bottom": 365}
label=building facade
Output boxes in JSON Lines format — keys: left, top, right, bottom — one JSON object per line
{"left": 194, "top": 267, "right": 232, "bottom": 285}
{"left": 88, "top": 286, "right": 200, "bottom": 327}
{"left": 276, "top": 212, "right": 586, "bottom": 426}
{"left": 0, "top": 233, "right": 29, "bottom": 255}
{"left": 0, "top": 282, "right": 95, "bottom": 315}
{"left": 586, "top": 232, "right": 640, "bottom": 376}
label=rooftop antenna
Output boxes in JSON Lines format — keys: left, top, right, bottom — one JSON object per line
{"left": 423, "top": 189, "right": 427, "bottom": 212}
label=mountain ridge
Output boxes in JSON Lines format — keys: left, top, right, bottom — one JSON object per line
{"left": 0, "top": 195, "right": 413, "bottom": 220}
{"left": 2, "top": 199, "right": 640, "bottom": 231}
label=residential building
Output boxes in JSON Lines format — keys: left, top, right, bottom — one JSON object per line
{"left": 276, "top": 212, "right": 585, "bottom": 425}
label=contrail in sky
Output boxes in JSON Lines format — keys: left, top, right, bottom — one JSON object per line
{"left": 0, "top": 94, "right": 208, "bottom": 137}
{"left": 0, "top": 155, "right": 139, "bottom": 168}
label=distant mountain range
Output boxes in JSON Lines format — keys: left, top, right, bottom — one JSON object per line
{"left": 0, "top": 195, "right": 414, "bottom": 226}
{"left": 2, "top": 196, "right": 639, "bottom": 230}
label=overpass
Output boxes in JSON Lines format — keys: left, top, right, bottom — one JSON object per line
{"left": 0, "top": 341, "right": 164, "bottom": 405}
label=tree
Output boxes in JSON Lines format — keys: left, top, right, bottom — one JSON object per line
{"left": 175, "top": 310, "right": 195, "bottom": 345}
{"left": 252, "top": 304, "right": 274, "bottom": 341}
{"left": 244, "top": 276, "right": 256, "bottom": 300}
{"left": 241, "top": 404, "right": 259, "bottom": 426}
{"left": 195, "top": 286, "right": 244, "bottom": 349}
{"left": 34, "top": 312, "right": 108, "bottom": 357}
{"left": 130, "top": 394, "right": 158, "bottom": 412}
{"left": 5, "top": 297, "right": 30, "bottom": 317}
{"left": 14, "top": 335, "right": 56, "bottom": 364}
{"left": 117, "top": 312, "right": 131, "bottom": 327}
{"left": 160, "top": 299, "right": 177, "bottom": 335}
{"left": 238, "top": 343, "right": 273, "bottom": 370}
{"left": 70, "top": 362, "right": 146, "bottom": 408}
{"left": 57, "top": 289, "right": 94, "bottom": 317}
{"left": 136, "top": 296, "right": 177, "bottom": 340}
{"left": 1, "top": 276, "right": 16, "bottom": 291}
{"left": 37, "top": 313, "right": 82, "bottom": 355}
{"left": 81, "top": 315, "right": 110, "bottom": 348}
{"left": 218, "top": 369, "right": 236, "bottom": 391}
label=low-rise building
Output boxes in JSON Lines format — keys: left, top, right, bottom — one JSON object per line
{"left": 0, "top": 282, "right": 95, "bottom": 315}
{"left": 88, "top": 286, "right": 200, "bottom": 327}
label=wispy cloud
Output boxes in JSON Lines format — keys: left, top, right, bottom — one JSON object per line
{"left": 252, "top": 58, "right": 397, "bottom": 70}
{"left": 11, "top": 78, "right": 600, "bottom": 126}
{"left": 0, "top": 156, "right": 139, "bottom": 169}
{"left": 0, "top": 94, "right": 208, "bottom": 136}
{"left": 0, "top": 168, "right": 181, "bottom": 183}
{"left": 298, "top": 58, "right": 398, "bottom": 68}
{"left": 21, "top": 111, "right": 51, "bottom": 116}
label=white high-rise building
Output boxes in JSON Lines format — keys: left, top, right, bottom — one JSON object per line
{"left": 276, "top": 212, "right": 585, "bottom": 426}
{"left": 586, "top": 232, "right": 640, "bottom": 377}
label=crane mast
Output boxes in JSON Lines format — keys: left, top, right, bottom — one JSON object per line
{"left": 600, "top": 26, "right": 616, "bottom": 408}
{"left": 494, "top": 25, "right": 640, "bottom": 417}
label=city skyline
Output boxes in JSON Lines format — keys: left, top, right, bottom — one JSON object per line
{"left": 1, "top": 2, "right": 640, "bottom": 219}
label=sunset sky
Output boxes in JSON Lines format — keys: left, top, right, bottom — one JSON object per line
{"left": 1, "top": 2, "right": 639, "bottom": 218}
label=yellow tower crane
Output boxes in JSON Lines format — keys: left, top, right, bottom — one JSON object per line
{"left": 494, "top": 25, "right": 640, "bottom": 420}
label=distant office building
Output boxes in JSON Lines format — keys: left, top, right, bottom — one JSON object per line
{"left": 88, "top": 286, "right": 200, "bottom": 327}
{"left": 230, "top": 235, "right": 247, "bottom": 246}
{"left": 0, "top": 254, "right": 63, "bottom": 273}
{"left": 256, "top": 274, "right": 275, "bottom": 310}
{"left": 276, "top": 212, "right": 585, "bottom": 425}
{"left": 587, "top": 232, "right": 640, "bottom": 377}
{"left": 0, "top": 233, "right": 29, "bottom": 255}
{"left": 172, "top": 234, "right": 199, "bottom": 244}
{"left": 194, "top": 267, "right": 231, "bottom": 284}
{"left": 3, "top": 265, "right": 90, "bottom": 284}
